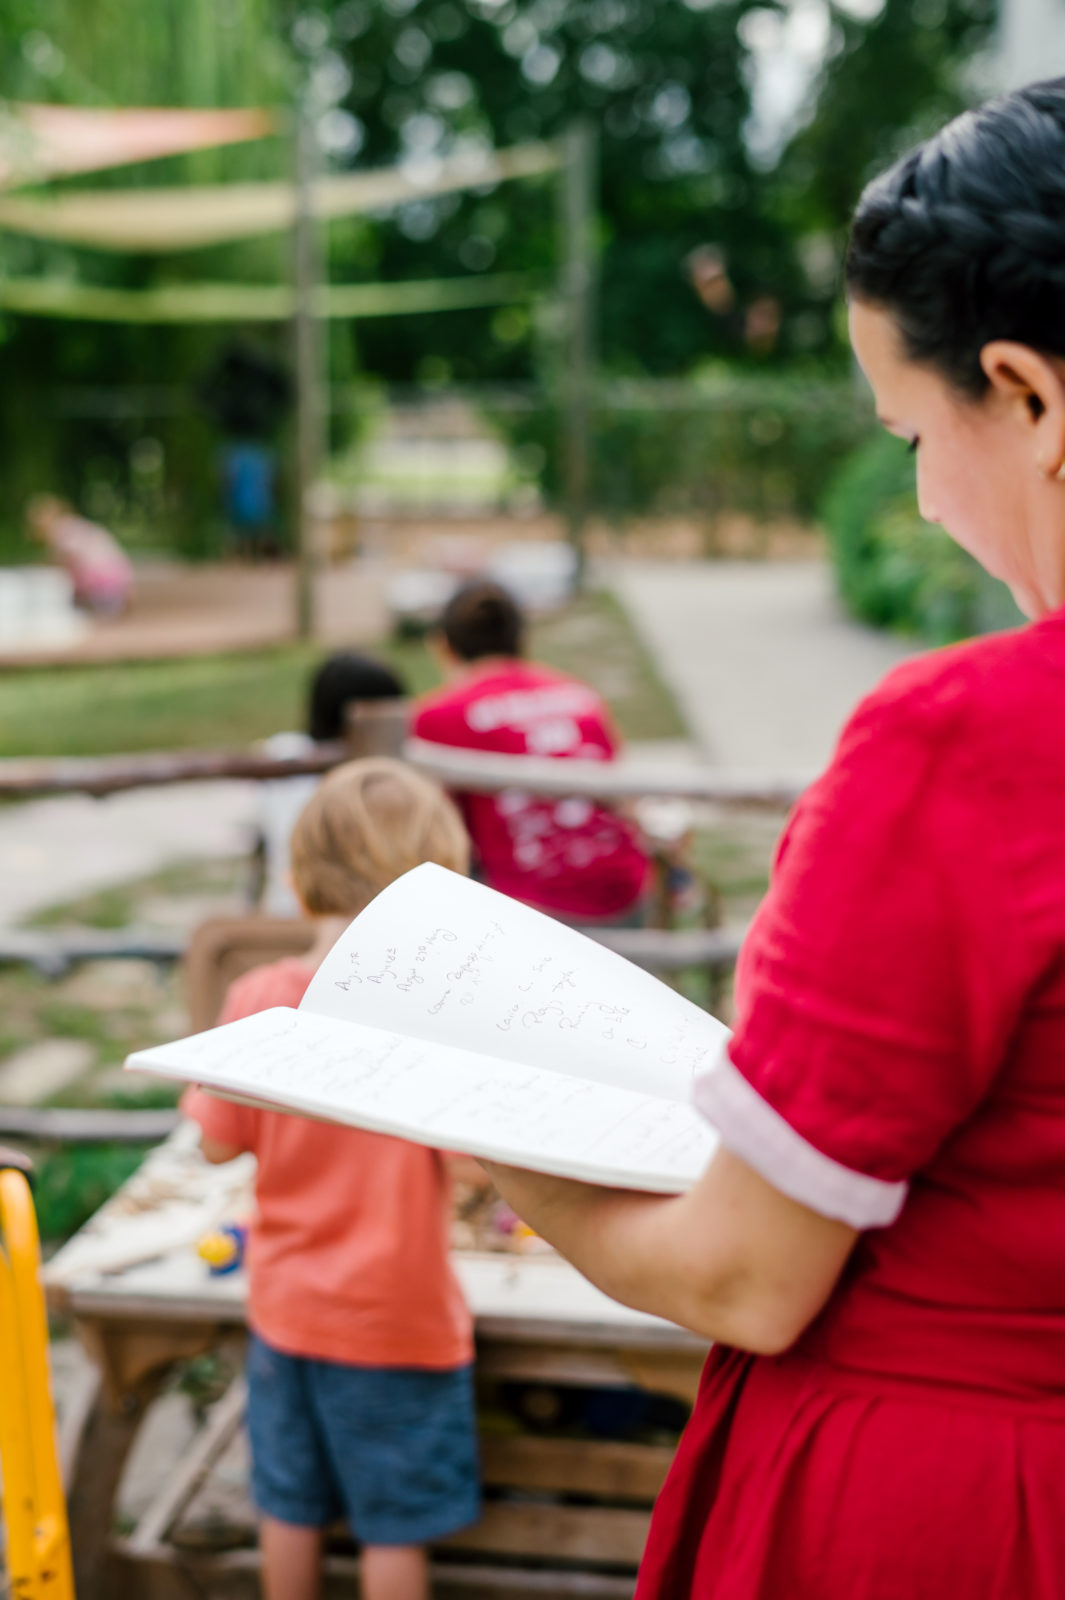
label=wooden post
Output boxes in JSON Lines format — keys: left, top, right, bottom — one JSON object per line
{"left": 344, "top": 699, "right": 411, "bottom": 759}
{"left": 292, "top": 101, "right": 322, "bottom": 641}
{"left": 559, "top": 120, "right": 597, "bottom": 583}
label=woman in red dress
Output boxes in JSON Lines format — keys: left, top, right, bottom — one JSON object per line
{"left": 484, "top": 78, "right": 1065, "bottom": 1598}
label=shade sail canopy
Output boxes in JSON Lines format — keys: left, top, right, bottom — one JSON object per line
{"left": 0, "top": 272, "right": 538, "bottom": 323}
{"left": 0, "top": 141, "right": 562, "bottom": 252}
{"left": 0, "top": 103, "right": 276, "bottom": 190}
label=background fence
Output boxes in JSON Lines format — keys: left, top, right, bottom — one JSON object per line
{"left": 0, "top": 373, "right": 876, "bottom": 562}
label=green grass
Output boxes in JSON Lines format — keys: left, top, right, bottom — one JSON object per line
{"left": 38, "top": 999, "right": 115, "bottom": 1046}
{"left": 98, "top": 1080, "right": 183, "bottom": 1111}
{"left": 29, "top": 885, "right": 139, "bottom": 930}
{"left": 0, "top": 646, "right": 321, "bottom": 759}
{"left": 28, "top": 856, "right": 247, "bottom": 929}
{"left": 32, "top": 1143, "right": 150, "bottom": 1242}
{"left": 0, "top": 957, "right": 186, "bottom": 1110}
{"left": 532, "top": 591, "right": 687, "bottom": 743}
{"left": 0, "top": 590, "right": 686, "bottom": 758}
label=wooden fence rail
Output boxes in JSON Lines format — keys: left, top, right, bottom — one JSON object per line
{"left": 0, "top": 1108, "right": 181, "bottom": 1145}
{"left": 404, "top": 738, "right": 810, "bottom": 807}
{"left": 0, "top": 922, "right": 745, "bottom": 982}
{"left": 0, "top": 928, "right": 185, "bottom": 977}
{"left": 0, "top": 741, "right": 350, "bottom": 800}
{"left": 0, "top": 737, "right": 809, "bottom": 808}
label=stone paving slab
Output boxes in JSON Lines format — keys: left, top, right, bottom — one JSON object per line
{"left": 0, "top": 781, "right": 258, "bottom": 926}
{"left": 0, "top": 1038, "right": 95, "bottom": 1104}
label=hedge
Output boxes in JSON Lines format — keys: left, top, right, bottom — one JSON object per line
{"left": 821, "top": 431, "right": 1022, "bottom": 643}
{"left": 489, "top": 373, "right": 875, "bottom": 525}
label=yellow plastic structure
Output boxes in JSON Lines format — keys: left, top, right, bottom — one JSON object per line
{"left": 0, "top": 1168, "right": 75, "bottom": 1598}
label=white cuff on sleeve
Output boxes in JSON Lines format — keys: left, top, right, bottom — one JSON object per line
{"left": 693, "top": 1050, "right": 908, "bottom": 1229}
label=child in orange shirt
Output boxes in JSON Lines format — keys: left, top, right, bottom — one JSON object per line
{"left": 183, "top": 758, "right": 479, "bottom": 1600}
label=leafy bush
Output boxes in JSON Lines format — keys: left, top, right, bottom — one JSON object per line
{"left": 490, "top": 374, "right": 875, "bottom": 526}
{"left": 821, "top": 431, "right": 1020, "bottom": 642}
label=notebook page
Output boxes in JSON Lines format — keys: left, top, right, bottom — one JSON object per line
{"left": 300, "top": 865, "right": 730, "bottom": 1104}
{"left": 129, "top": 1007, "right": 718, "bottom": 1193}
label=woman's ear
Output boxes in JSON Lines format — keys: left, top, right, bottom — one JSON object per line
{"left": 980, "top": 341, "right": 1065, "bottom": 477}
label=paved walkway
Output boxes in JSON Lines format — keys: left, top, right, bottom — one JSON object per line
{"left": 610, "top": 559, "right": 919, "bottom": 776}
{"left": 0, "top": 782, "right": 258, "bottom": 926}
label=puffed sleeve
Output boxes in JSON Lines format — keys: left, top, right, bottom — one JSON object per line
{"left": 694, "top": 670, "right": 1031, "bottom": 1228}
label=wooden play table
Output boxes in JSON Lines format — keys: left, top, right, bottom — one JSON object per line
{"left": 44, "top": 1125, "right": 707, "bottom": 1600}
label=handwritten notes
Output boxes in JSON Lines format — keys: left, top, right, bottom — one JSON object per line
{"left": 302, "top": 864, "right": 729, "bottom": 1102}
{"left": 130, "top": 1007, "right": 718, "bottom": 1193}
{"left": 127, "top": 867, "right": 733, "bottom": 1190}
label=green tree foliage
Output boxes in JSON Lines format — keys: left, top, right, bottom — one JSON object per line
{"left": 0, "top": 0, "right": 807, "bottom": 381}
{"left": 303, "top": 0, "right": 804, "bottom": 380}
{"left": 0, "top": 0, "right": 803, "bottom": 549}
{"left": 1, "top": 0, "right": 289, "bottom": 120}
{"left": 777, "top": 0, "right": 996, "bottom": 241}
{"left": 0, "top": 0, "right": 297, "bottom": 553}
{"left": 0, "top": 0, "right": 999, "bottom": 553}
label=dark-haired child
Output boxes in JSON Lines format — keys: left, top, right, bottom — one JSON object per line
{"left": 257, "top": 652, "right": 406, "bottom": 914}
{"left": 412, "top": 580, "right": 651, "bottom": 925}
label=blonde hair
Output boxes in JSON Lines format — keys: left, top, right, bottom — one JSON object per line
{"left": 289, "top": 757, "right": 469, "bottom": 917}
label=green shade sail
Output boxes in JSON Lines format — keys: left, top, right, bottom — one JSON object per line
{"left": 0, "top": 272, "right": 539, "bottom": 323}
{"left": 0, "top": 141, "right": 561, "bottom": 253}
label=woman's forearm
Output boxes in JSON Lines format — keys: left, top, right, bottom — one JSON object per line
{"left": 482, "top": 1164, "right": 752, "bottom": 1344}
{"left": 482, "top": 1151, "right": 857, "bottom": 1354}
{"left": 482, "top": 1164, "right": 668, "bottom": 1304}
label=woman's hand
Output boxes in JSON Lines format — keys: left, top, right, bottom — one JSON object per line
{"left": 200, "top": 1136, "right": 244, "bottom": 1166}
{"left": 480, "top": 1149, "right": 858, "bottom": 1356}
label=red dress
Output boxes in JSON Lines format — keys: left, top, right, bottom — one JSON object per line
{"left": 639, "top": 613, "right": 1065, "bottom": 1599}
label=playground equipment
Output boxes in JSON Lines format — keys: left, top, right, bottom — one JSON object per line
{"left": 0, "top": 1159, "right": 75, "bottom": 1599}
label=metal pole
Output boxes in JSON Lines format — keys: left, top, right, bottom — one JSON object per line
{"left": 559, "top": 119, "right": 597, "bottom": 583}
{"left": 292, "top": 100, "right": 322, "bottom": 641}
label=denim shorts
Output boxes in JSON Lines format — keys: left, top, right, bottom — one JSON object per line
{"left": 245, "top": 1332, "right": 481, "bottom": 1545}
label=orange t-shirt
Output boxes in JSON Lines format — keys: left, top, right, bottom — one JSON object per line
{"left": 181, "top": 958, "right": 473, "bottom": 1369}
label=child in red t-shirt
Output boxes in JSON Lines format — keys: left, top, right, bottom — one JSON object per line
{"left": 412, "top": 581, "right": 651, "bottom": 923}
{"left": 183, "top": 758, "right": 480, "bottom": 1600}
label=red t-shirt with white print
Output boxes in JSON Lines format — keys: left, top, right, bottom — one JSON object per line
{"left": 412, "top": 661, "right": 650, "bottom": 920}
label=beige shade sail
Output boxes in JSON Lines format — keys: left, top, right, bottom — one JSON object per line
{"left": 0, "top": 103, "right": 276, "bottom": 190}
{"left": 0, "top": 141, "right": 562, "bottom": 253}
{"left": 0, "top": 272, "right": 538, "bottom": 322}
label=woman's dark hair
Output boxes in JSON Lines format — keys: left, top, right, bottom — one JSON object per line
{"left": 846, "top": 78, "right": 1065, "bottom": 397}
{"left": 307, "top": 652, "right": 405, "bottom": 741}
{"left": 440, "top": 580, "right": 524, "bottom": 662}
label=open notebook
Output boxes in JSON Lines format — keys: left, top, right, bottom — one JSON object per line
{"left": 127, "top": 864, "right": 729, "bottom": 1193}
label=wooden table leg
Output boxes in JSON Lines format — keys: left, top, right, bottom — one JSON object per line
{"left": 67, "top": 1373, "right": 163, "bottom": 1600}
{"left": 66, "top": 1318, "right": 220, "bottom": 1600}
